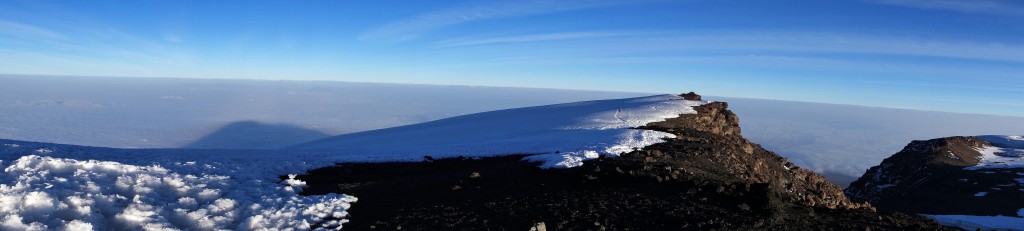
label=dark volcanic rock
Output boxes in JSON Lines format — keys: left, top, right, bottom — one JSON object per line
{"left": 680, "top": 92, "right": 702, "bottom": 100}
{"left": 846, "top": 136, "right": 1024, "bottom": 217}
{"left": 294, "top": 93, "right": 949, "bottom": 230}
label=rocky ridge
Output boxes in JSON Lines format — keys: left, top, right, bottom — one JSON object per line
{"left": 295, "top": 93, "right": 949, "bottom": 230}
{"left": 637, "top": 98, "right": 868, "bottom": 210}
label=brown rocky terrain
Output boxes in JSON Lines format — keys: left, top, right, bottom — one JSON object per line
{"left": 846, "top": 136, "right": 1024, "bottom": 217}
{"left": 294, "top": 93, "right": 951, "bottom": 230}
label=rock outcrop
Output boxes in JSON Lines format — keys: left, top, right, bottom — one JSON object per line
{"left": 637, "top": 98, "right": 870, "bottom": 210}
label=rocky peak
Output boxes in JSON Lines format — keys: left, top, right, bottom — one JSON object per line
{"left": 846, "top": 136, "right": 1024, "bottom": 218}
{"left": 846, "top": 136, "right": 989, "bottom": 203}
{"left": 634, "top": 93, "right": 868, "bottom": 210}
{"left": 647, "top": 100, "right": 740, "bottom": 138}
{"left": 680, "top": 92, "right": 702, "bottom": 100}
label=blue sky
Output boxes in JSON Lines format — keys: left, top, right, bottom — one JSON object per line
{"left": 1, "top": 0, "right": 1023, "bottom": 116}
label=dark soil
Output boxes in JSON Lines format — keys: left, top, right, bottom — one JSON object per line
{"left": 298, "top": 155, "right": 762, "bottom": 230}
{"left": 296, "top": 154, "right": 949, "bottom": 230}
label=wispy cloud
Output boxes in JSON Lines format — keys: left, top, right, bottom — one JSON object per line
{"left": 400, "top": 31, "right": 1024, "bottom": 86}
{"left": 360, "top": 0, "right": 659, "bottom": 42}
{"left": 0, "top": 19, "right": 64, "bottom": 40}
{"left": 0, "top": 15, "right": 193, "bottom": 76}
{"left": 533, "top": 32, "right": 1024, "bottom": 63}
{"left": 436, "top": 31, "right": 634, "bottom": 47}
{"left": 869, "top": 0, "right": 1024, "bottom": 16}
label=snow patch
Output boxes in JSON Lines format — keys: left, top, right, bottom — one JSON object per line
{"left": 947, "top": 151, "right": 960, "bottom": 160}
{"left": 974, "top": 192, "right": 987, "bottom": 197}
{"left": 523, "top": 151, "right": 602, "bottom": 168}
{"left": 925, "top": 214, "right": 1024, "bottom": 231}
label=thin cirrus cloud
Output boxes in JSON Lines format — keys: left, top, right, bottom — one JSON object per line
{"left": 0, "top": 18, "right": 193, "bottom": 76}
{"left": 435, "top": 31, "right": 635, "bottom": 47}
{"left": 416, "top": 31, "right": 1024, "bottom": 95}
{"left": 656, "top": 32, "right": 1024, "bottom": 63}
{"left": 432, "top": 31, "right": 1024, "bottom": 65}
{"left": 359, "top": 0, "right": 661, "bottom": 42}
{"left": 869, "top": 0, "right": 1024, "bottom": 16}
{"left": 498, "top": 32, "right": 1024, "bottom": 64}
{"left": 0, "top": 19, "right": 65, "bottom": 40}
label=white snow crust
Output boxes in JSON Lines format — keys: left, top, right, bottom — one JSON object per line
{"left": 0, "top": 154, "right": 355, "bottom": 231}
{"left": 968, "top": 135, "right": 1024, "bottom": 170}
{"left": 0, "top": 94, "right": 699, "bottom": 230}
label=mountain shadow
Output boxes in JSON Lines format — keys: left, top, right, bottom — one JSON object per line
{"left": 184, "top": 121, "right": 331, "bottom": 149}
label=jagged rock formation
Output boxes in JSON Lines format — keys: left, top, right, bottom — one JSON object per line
{"left": 295, "top": 93, "right": 949, "bottom": 230}
{"left": 847, "top": 136, "right": 1024, "bottom": 217}
{"left": 680, "top": 91, "right": 703, "bottom": 100}
{"left": 637, "top": 100, "right": 870, "bottom": 210}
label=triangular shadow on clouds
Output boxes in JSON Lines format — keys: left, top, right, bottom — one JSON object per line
{"left": 183, "top": 121, "right": 331, "bottom": 149}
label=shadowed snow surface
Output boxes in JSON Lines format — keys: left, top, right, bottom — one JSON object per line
{"left": 292, "top": 95, "right": 703, "bottom": 168}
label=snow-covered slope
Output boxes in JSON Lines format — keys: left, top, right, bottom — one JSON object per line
{"left": 0, "top": 94, "right": 699, "bottom": 230}
{"left": 292, "top": 94, "right": 703, "bottom": 168}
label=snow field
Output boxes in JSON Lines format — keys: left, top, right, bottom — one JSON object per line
{"left": 0, "top": 155, "right": 355, "bottom": 230}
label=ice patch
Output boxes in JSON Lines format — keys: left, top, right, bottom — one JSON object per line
{"left": 974, "top": 192, "right": 987, "bottom": 197}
